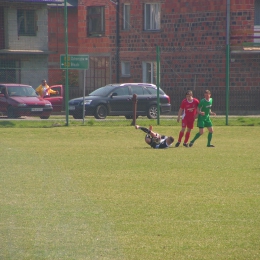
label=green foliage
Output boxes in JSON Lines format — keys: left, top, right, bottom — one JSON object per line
{"left": 0, "top": 123, "right": 260, "bottom": 259}
{"left": 51, "top": 70, "right": 79, "bottom": 87}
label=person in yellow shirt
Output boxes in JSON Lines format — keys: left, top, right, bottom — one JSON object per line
{"left": 35, "top": 79, "right": 59, "bottom": 97}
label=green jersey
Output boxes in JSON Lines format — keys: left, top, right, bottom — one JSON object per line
{"left": 198, "top": 98, "right": 213, "bottom": 119}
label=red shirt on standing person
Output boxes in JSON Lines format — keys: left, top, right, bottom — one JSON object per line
{"left": 176, "top": 90, "right": 199, "bottom": 147}
{"left": 180, "top": 97, "right": 199, "bottom": 129}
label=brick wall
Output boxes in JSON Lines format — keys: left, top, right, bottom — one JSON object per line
{"left": 46, "top": 0, "right": 260, "bottom": 113}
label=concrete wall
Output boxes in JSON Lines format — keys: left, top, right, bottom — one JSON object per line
{"left": 6, "top": 5, "right": 48, "bottom": 51}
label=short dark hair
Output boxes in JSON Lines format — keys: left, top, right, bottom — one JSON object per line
{"left": 168, "top": 136, "right": 174, "bottom": 144}
{"left": 185, "top": 90, "right": 193, "bottom": 96}
{"left": 204, "top": 90, "right": 211, "bottom": 94}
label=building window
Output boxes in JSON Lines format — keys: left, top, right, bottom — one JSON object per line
{"left": 17, "top": 9, "right": 36, "bottom": 36}
{"left": 121, "top": 61, "right": 130, "bottom": 76}
{"left": 144, "top": 3, "right": 160, "bottom": 31}
{"left": 123, "top": 4, "right": 130, "bottom": 30}
{"left": 87, "top": 6, "right": 105, "bottom": 37}
{"left": 142, "top": 61, "right": 157, "bottom": 83}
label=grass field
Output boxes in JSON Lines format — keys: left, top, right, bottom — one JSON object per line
{"left": 0, "top": 117, "right": 260, "bottom": 259}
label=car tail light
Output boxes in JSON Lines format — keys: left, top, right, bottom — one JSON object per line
{"left": 166, "top": 95, "right": 171, "bottom": 104}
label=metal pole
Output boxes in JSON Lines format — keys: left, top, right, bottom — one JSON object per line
{"left": 156, "top": 45, "right": 160, "bottom": 125}
{"left": 226, "top": 0, "right": 230, "bottom": 125}
{"left": 83, "top": 70, "right": 86, "bottom": 124}
{"left": 116, "top": 0, "right": 120, "bottom": 83}
{"left": 64, "top": 0, "right": 69, "bottom": 125}
{"left": 131, "top": 94, "right": 137, "bottom": 126}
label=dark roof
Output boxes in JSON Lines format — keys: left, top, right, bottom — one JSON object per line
{"left": 6, "top": 0, "right": 63, "bottom": 3}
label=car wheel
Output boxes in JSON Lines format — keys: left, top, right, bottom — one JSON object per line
{"left": 72, "top": 113, "right": 83, "bottom": 119}
{"left": 40, "top": 116, "right": 50, "bottom": 119}
{"left": 7, "top": 106, "right": 16, "bottom": 118}
{"left": 147, "top": 105, "right": 157, "bottom": 119}
{"left": 94, "top": 104, "right": 107, "bottom": 119}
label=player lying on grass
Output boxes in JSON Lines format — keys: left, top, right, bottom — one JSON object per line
{"left": 135, "top": 125, "right": 174, "bottom": 149}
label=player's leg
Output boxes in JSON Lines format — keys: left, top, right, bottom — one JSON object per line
{"left": 176, "top": 128, "right": 184, "bottom": 147}
{"left": 189, "top": 119, "right": 204, "bottom": 147}
{"left": 135, "top": 125, "right": 152, "bottom": 134}
{"left": 135, "top": 125, "right": 148, "bottom": 132}
{"left": 183, "top": 120, "right": 194, "bottom": 147}
{"left": 176, "top": 120, "right": 186, "bottom": 147}
{"left": 206, "top": 126, "right": 214, "bottom": 147}
{"left": 204, "top": 118, "right": 214, "bottom": 147}
{"left": 136, "top": 125, "right": 161, "bottom": 142}
{"left": 148, "top": 125, "right": 161, "bottom": 139}
{"left": 183, "top": 129, "right": 191, "bottom": 147}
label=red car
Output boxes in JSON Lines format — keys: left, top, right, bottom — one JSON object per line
{"left": 0, "top": 83, "right": 64, "bottom": 119}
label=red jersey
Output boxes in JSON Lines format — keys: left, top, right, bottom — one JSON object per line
{"left": 180, "top": 98, "right": 199, "bottom": 121}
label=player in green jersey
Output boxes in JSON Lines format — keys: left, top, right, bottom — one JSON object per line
{"left": 189, "top": 90, "right": 216, "bottom": 147}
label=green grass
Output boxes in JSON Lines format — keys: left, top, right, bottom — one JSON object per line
{"left": 0, "top": 121, "right": 260, "bottom": 259}
{"left": 1, "top": 115, "right": 260, "bottom": 128}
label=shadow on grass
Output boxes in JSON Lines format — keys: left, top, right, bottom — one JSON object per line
{"left": 0, "top": 121, "right": 15, "bottom": 127}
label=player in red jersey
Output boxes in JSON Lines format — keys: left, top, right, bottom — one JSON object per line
{"left": 175, "top": 90, "right": 199, "bottom": 147}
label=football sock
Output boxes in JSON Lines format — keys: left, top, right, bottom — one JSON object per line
{"left": 184, "top": 132, "right": 190, "bottom": 143}
{"left": 139, "top": 127, "right": 150, "bottom": 134}
{"left": 207, "top": 132, "right": 213, "bottom": 146}
{"left": 178, "top": 131, "right": 184, "bottom": 142}
{"left": 191, "top": 132, "right": 201, "bottom": 143}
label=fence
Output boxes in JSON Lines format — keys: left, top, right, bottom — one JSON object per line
{"left": 1, "top": 1, "right": 260, "bottom": 117}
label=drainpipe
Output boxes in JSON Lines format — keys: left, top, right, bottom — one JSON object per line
{"left": 116, "top": 0, "right": 120, "bottom": 83}
{"left": 226, "top": 0, "right": 230, "bottom": 125}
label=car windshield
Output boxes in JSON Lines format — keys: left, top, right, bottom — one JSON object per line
{"left": 7, "top": 86, "right": 38, "bottom": 97}
{"left": 89, "top": 85, "right": 116, "bottom": 97}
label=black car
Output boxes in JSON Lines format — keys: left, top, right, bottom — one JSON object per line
{"left": 68, "top": 83, "right": 171, "bottom": 119}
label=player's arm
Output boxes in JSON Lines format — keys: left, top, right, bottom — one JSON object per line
{"left": 197, "top": 105, "right": 205, "bottom": 116}
{"left": 194, "top": 110, "right": 198, "bottom": 119}
{"left": 210, "top": 110, "right": 216, "bottom": 116}
{"left": 177, "top": 108, "right": 183, "bottom": 122}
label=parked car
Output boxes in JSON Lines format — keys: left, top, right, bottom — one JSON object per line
{"left": 0, "top": 83, "right": 63, "bottom": 119}
{"left": 43, "top": 84, "right": 64, "bottom": 112}
{"left": 68, "top": 83, "right": 171, "bottom": 119}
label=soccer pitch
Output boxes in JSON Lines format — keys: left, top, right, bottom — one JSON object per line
{"left": 0, "top": 124, "right": 259, "bottom": 259}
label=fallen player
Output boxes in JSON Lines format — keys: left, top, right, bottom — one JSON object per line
{"left": 135, "top": 125, "right": 174, "bottom": 149}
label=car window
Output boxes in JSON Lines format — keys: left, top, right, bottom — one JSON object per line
{"left": 112, "top": 87, "right": 130, "bottom": 96}
{"left": 25, "top": 87, "right": 38, "bottom": 96}
{"left": 131, "top": 86, "right": 144, "bottom": 95}
{"left": 7, "top": 87, "right": 22, "bottom": 96}
{"left": 7, "top": 86, "right": 37, "bottom": 97}
{"left": 0, "top": 86, "right": 6, "bottom": 95}
{"left": 143, "top": 88, "right": 150, "bottom": 94}
{"left": 146, "top": 87, "right": 164, "bottom": 95}
{"left": 89, "top": 85, "right": 116, "bottom": 96}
